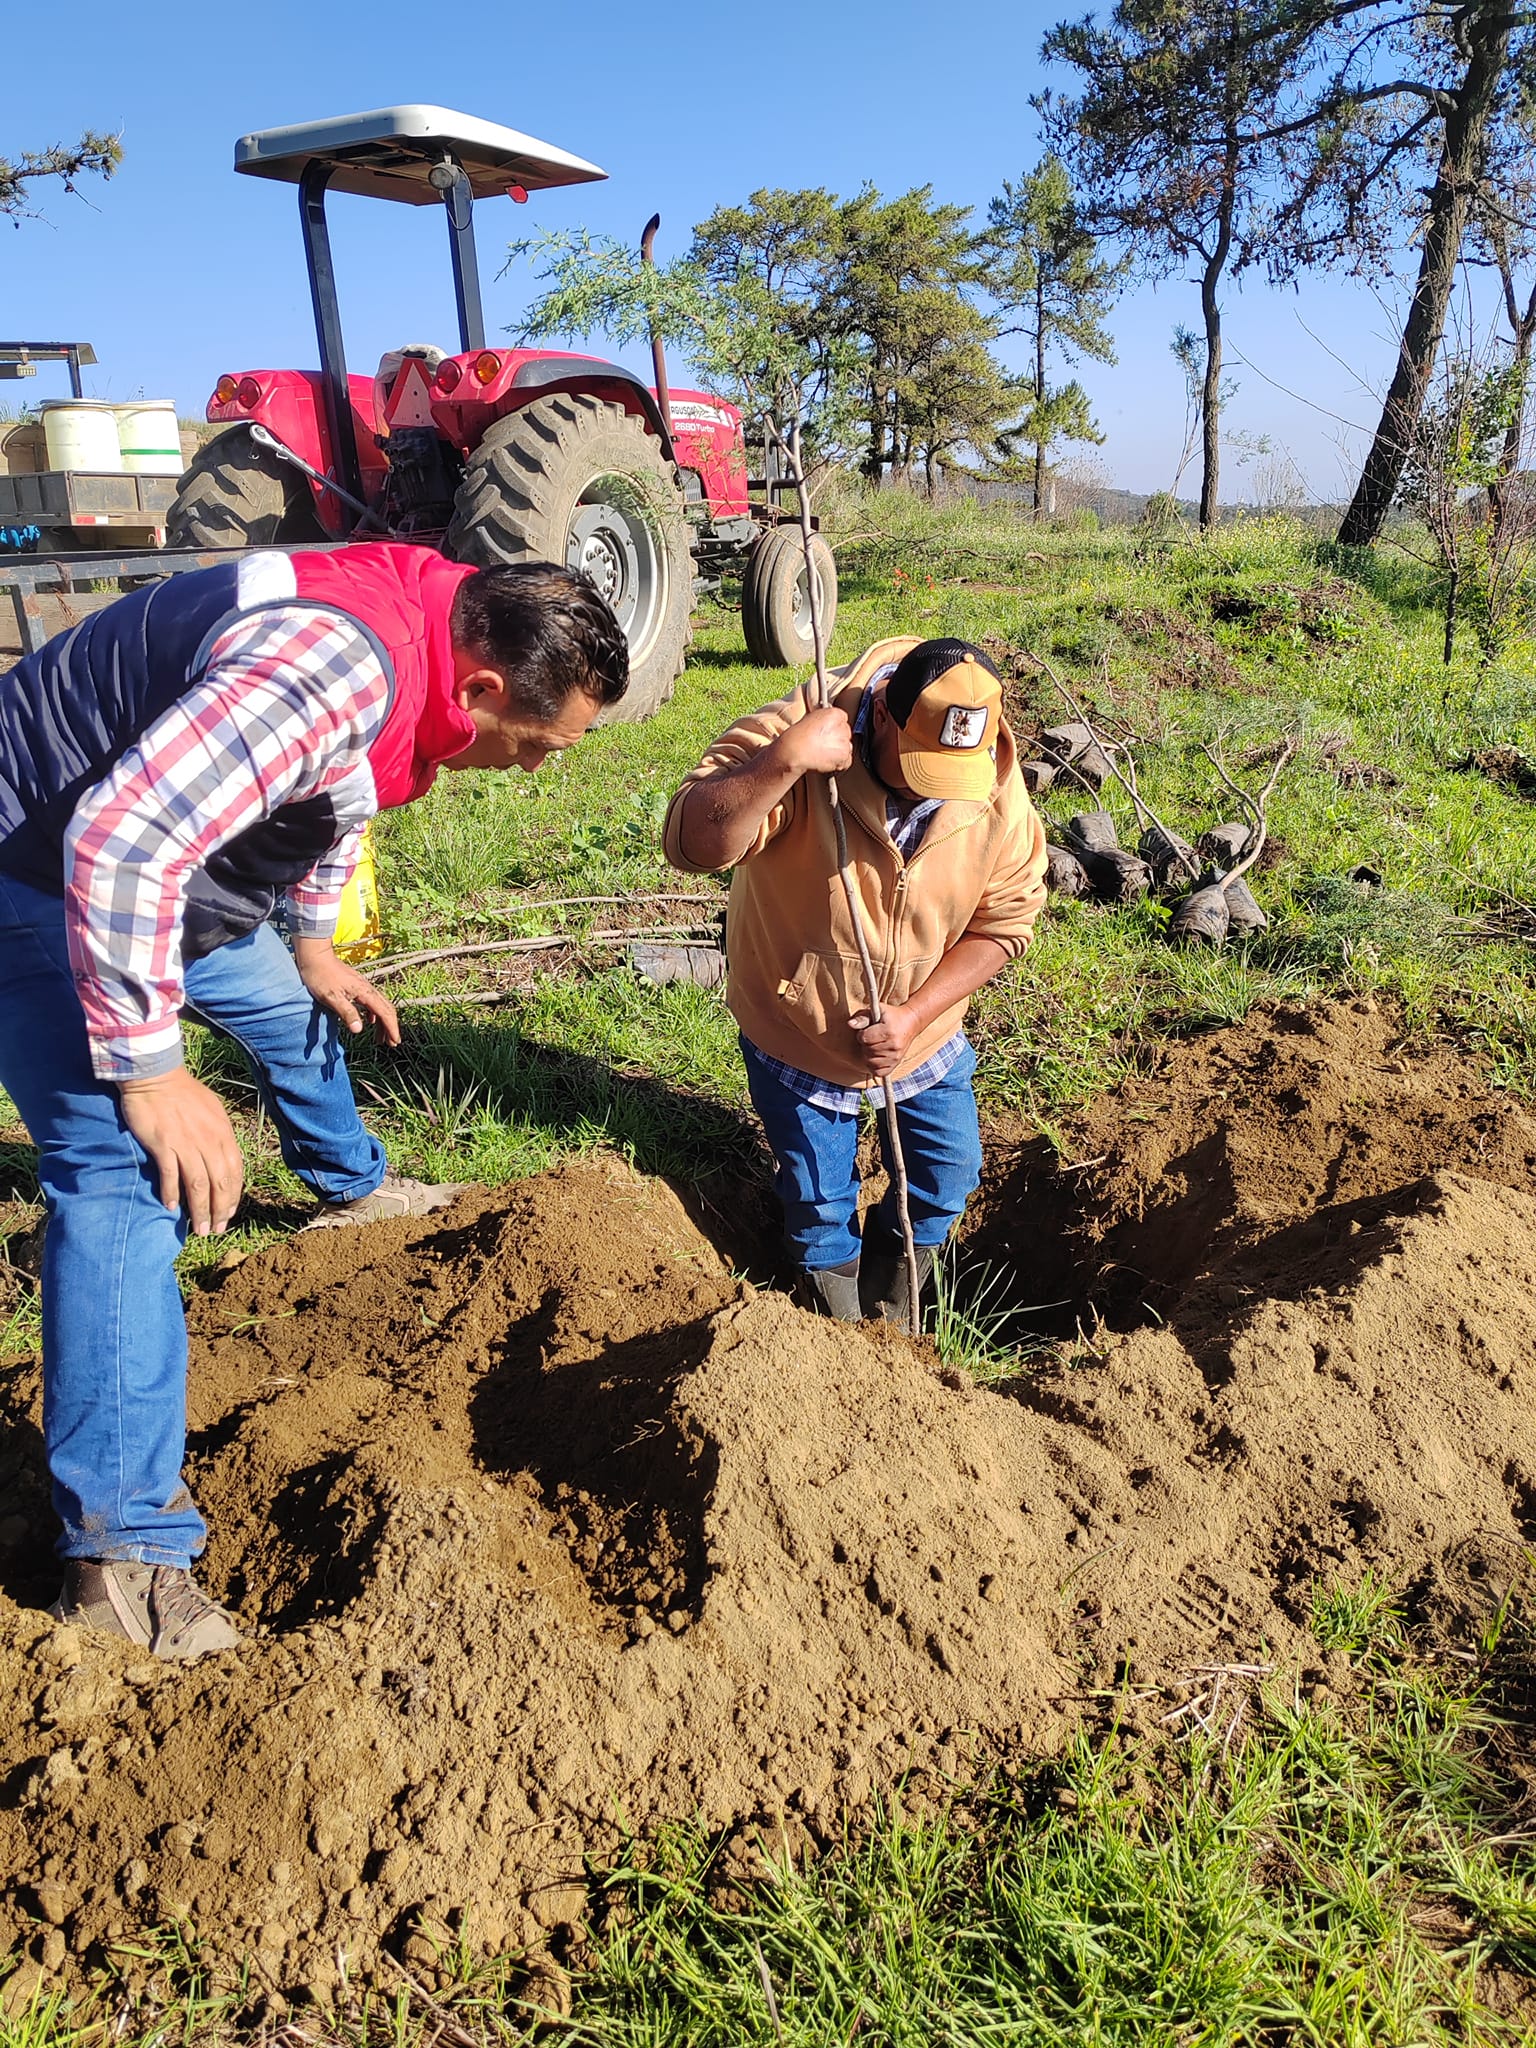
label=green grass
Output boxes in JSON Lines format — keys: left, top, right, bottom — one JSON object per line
{"left": 8, "top": 1615, "right": 1536, "bottom": 2045}
{"left": 354, "top": 497, "right": 1536, "bottom": 1194}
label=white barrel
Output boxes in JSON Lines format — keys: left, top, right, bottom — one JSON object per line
{"left": 41, "top": 399, "right": 123, "bottom": 474}
{"left": 114, "top": 400, "right": 183, "bottom": 476}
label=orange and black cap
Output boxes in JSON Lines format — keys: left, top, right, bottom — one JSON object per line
{"left": 884, "top": 639, "right": 1003, "bottom": 800}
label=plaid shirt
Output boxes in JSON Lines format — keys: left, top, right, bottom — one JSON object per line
{"left": 64, "top": 606, "right": 390, "bottom": 1081}
{"left": 741, "top": 1029, "right": 969, "bottom": 1114}
{"left": 740, "top": 679, "right": 962, "bottom": 1113}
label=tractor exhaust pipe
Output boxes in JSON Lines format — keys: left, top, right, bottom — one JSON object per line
{"left": 640, "top": 213, "right": 674, "bottom": 439}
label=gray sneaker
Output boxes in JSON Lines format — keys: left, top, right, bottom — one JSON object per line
{"left": 302, "top": 1173, "right": 463, "bottom": 1231}
{"left": 50, "top": 1560, "right": 242, "bottom": 1661}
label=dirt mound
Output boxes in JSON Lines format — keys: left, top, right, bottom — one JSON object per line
{"left": 4, "top": 1015, "right": 1536, "bottom": 2000}
{"left": 980, "top": 998, "right": 1536, "bottom": 1323}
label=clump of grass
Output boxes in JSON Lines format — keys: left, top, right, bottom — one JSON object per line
{"left": 558, "top": 1631, "right": 1532, "bottom": 2045}
{"left": 1311, "top": 1568, "right": 1406, "bottom": 1662}
{"left": 928, "top": 1248, "right": 1056, "bottom": 1385}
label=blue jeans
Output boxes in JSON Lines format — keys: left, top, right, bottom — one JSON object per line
{"left": 744, "top": 1040, "right": 983, "bottom": 1270}
{"left": 0, "top": 872, "right": 385, "bottom": 1569}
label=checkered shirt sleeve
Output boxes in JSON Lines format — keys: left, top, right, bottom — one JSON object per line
{"left": 741, "top": 1030, "right": 969, "bottom": 1114}
{"left": 63, "top": 606, "right": 391, "bottom": 1081}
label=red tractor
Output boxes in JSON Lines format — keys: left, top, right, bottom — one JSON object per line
{"left": 167, "top": 106, "right": 836, "bottom": 719}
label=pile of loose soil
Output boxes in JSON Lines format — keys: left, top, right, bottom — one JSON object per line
{"left": 977, "top": 997, "right": 1536, "bottom": 1322}
{"left": 4, "top": 1003, "right": 1536, "bottom": 2002}
{"left": 1457, "top": 744, "right": 1536, "bottom": 801}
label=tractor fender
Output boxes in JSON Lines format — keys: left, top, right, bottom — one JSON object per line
{"left": 501, "top": 358, "right": 677, "bottom": 464}
{"left": 204, "top": 371, "right": 385, "bottom": 538}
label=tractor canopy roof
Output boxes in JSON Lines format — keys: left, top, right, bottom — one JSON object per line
{"left": 234, "top": 106, "right": 606, "bottom": 203}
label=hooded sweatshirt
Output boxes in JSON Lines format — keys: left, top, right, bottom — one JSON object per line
{"left": 663, "top": 637, "right": 1049, "bottom": 1090}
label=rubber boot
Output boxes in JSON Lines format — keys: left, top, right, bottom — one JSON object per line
{"left": 860, "top": 1229, "right": 936, "bottom": 1327}
{"left": 795, "top": 1257, "right": 862, "bottom": 1321}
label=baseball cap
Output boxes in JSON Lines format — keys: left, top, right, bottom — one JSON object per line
{"left": 884, "top": 639, "right": 1003, "bottom": 800}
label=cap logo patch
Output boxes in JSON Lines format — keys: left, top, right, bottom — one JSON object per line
{"left": 939, "top": 704, "right": 989, "bottom": 749}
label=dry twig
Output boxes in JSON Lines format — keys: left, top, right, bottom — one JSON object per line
{"left": 373, "top": 1954, "right": 480, "bottom": 2048}
{"left": 767, "top": 414, "right": 922, "bottom": 1334}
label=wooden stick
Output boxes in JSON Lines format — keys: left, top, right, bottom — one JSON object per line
{"left": 768, "top": 415, "right": 922, "bottom": 1337}
{"left": 367, "top": 925, "right": 712, "bottom": 981}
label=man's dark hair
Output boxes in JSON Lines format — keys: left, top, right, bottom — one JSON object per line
{"left": 451, "top": 562, "right": 629, "bottom": 716}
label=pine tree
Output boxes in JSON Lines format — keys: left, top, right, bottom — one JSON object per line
{"left": 2, "top": 131, "right": 121, "bottom": 224}
{"left": 983, "top": 154, "right": 1121, "bottom": 518}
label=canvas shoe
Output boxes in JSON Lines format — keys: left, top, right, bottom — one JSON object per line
{"left": 50, "top": 1560, "right": 241, "bottom": 1661}
{"left": 303, "top": 1173, "right": 463, "bottom": 1230}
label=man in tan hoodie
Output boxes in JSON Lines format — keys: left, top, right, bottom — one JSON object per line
{"left": 664, "top": 636, "right": 1048, "bottom": 1323}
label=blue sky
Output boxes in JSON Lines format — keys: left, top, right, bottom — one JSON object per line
{"left": 0, "top": 0, "right": 1447, "bottom": 499}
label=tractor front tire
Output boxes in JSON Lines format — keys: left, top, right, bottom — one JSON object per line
{"left": 741, "top": 528, "right": 838, "bottom": 668}
{"left": 166, "top": 427, "right": 324, "bottom": 549}
{"left": 444, "top": 394, "right": 693, "bottom": 724}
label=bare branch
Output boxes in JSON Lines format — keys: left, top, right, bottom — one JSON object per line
{"left": 1028, "top": 649, "right": 1203, "bottom": 882}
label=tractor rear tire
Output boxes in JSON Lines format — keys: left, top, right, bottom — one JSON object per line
{"left": 166, "top": 427, "right": 325, "bottom": 549}
{"left": 444, "top": 394, "right": 693, "bottom": 724}
{"left": 741, "top": 527, "right": 838, "bottom": 668}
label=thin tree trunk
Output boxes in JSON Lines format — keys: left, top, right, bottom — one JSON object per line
{"left": 863, "top": 356, "right": 887, "bottom": 482}
{"left": 1490, "top": 249, "right": 1536, "bottom": 534}
{"left": 1199, "top": 271, "right": 1223, "bottom": 530}
{"left": 1338, "top": 12, "right": 1514, "bottom": 549}
{"left": 1199, "top": 137, "right": 1238, "bottom": 532}
{"left": 1033, "top": 272, "right": 1047, "bottom": 521}
{"left": 1444, "top": 562, "right": 1459, "bottom": 665}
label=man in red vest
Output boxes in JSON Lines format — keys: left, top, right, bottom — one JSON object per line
{"left": 0, "top": 544, "right": 627, "bottom": 1657}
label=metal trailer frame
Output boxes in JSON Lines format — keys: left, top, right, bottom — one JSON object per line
{"left": 1, "top": 543, "right": 352, "bottom": 659}
{"left": 0, "top": 342, "right": 98, "bottom": 396}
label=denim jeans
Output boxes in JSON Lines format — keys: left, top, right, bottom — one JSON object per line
{"left": 0, "top": 871, "right": 385, "bottom": 1568}
{"left": 744, "top": 1039, "right": 984, "bottom": 1270}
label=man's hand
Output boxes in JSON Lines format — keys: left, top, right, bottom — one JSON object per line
{"left": 777, "top": 706, "right": 855, "bottom": 779}
{"left": 293, "top": 936, "right": 401, "bottom": 1047}
{"left": 850, "top": 1003, "right": 921, "bottom": 1078}
{"left": 673, "top": 705, "right": 855, "bottom": 871}
{"left": 118, "top": 1069, "right": 245, "bottom": 1236}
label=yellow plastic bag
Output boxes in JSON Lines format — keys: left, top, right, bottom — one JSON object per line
{"left": 334, "top": 823, "right": 385, "bottom": 961}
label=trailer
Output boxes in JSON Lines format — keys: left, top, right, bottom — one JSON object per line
{"left": 0, "top": 345, "right": 182, "bottom": 554}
